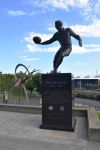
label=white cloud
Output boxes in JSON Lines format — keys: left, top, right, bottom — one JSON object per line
{"left": 21, "top": 55, "right": 40, "bottom": 61}
{"left": 25, "top": 44, "right": 58, "bottom": 53}
{"left": 83, "top": 0, "right": 100, "bottom": 21}
{"left": 25, "top": 43, "right": 100, "bottom": 55}
{"left": 26, "top": 0, "right": 100, "bottom": 22}
{"left": 48, "top": 19, "right": 100, "bottom": 37}
{"left": 24, "top": 32, "right": 53, "bottom": 44}
{"left": 72, "top": 46, "right": 86, "bottom": 54}
{"left": 48, "top": 27, "right": 56, "bottom": 33}
{"left": 23, "top": 28, "right": 100, "bottom": 55}
{"left": 26, "top": 44, "right": 43, "bottom": 52}
{"left": 23, "top": 19, "right": 100, "bottom": 55}
{"left": 24, "top": 19, "right": 100, "bottom": 45}
{"left": 29, "top": 0, "right": 100, "bottom": 15}
{"left": 72, "top": 44, "right": 100, "bottom": 54}
{"left": 70, "top": 19, "right": 100, "bottom": 37}
{"left": 7, "top": 10, "right": 27, "bottom": 16}
{"left": 28, "top": 0, "right": 89, "bottom": 10}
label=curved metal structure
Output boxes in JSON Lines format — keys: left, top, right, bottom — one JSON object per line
{"left": 14, "top": 63, "right": 38, "bottom": 104}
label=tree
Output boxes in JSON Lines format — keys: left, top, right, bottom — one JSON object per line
{"left": 32, "top": 73, "right": 41, "bottom": 94}
{"left": 26, "top": 80, "right": 34, "bottom": 95}
{"left": 0, "top": 73, "right": 15, "bottom": 93}
{"left": 26, "top": 73, "right": 42, "bottom": 94}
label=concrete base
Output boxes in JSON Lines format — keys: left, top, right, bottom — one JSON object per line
{"left": 88, "top": 108, "right": 100, "bottom": 142}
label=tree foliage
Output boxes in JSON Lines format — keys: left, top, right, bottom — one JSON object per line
{"left": 26, "top": 73, "right": 42, "bottom": 94}
{"left": 0, "top": 72, "right": 42, "bottom": 95}
{"left": 0, "top": 74, "right": 15, "bottom": 93}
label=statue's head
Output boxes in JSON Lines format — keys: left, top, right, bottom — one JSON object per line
{"left": 55, "top": 20, "right": 63, "bottom": 30}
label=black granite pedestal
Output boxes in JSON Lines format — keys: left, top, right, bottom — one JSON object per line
{"left": 40, "top": 73, "right": 75, "bottom": 131}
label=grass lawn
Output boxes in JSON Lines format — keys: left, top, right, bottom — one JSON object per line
{"left": 97, "top": 112, "right": 100, "bottom": 120}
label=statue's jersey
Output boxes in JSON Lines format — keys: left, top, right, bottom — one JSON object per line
{"left": 42, "top": 28, "right": 82, "bottom": 50}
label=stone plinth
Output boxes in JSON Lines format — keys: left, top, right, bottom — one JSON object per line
{"left": 40, "top": 73, "right": 75, "bottom": 131}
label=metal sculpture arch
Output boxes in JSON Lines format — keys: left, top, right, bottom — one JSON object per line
{"left": 14, "top": 63, "right": 38, "bottom": 104}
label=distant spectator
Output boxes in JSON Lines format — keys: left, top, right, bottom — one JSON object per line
{"left": 3, "top": 91, "right": 8, "bottom": 104}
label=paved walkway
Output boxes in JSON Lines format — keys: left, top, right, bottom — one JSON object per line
{"left": 0, "top": 111, "right": 100, "bottom": 150}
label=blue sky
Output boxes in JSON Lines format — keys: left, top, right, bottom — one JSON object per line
{"left": 0, "top": 0, "right": 100, "bottom": 77}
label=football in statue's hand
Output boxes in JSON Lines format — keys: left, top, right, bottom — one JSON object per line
{"left": 33, "top": 36, "right": 41, "bottom": 44}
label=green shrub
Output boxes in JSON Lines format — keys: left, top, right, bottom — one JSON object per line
{"left": 97, "top": 112, "right": 100, "bottom": 120}
{"left": 96, "top": 94, "right": 100, "bottom": 101}
{"left": 75, "top": 92, "right": 96, "bottom": 100}
{"left": 84, "top": 84, "right": 97, "bottom": 90}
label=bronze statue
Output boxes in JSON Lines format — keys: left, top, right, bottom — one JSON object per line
{"left": 33, "top": 20, "right": 82, "bottom": 73}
